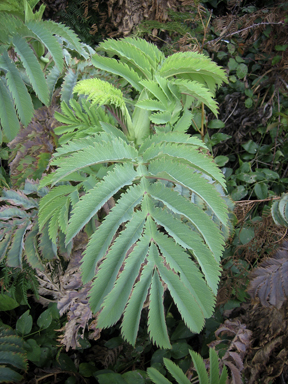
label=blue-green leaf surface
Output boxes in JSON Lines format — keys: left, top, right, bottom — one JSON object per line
{"left": 147, "top": 367, "right": 171, "bottom": 384}
{"left": 13, "top": 35, "right": 49, "bottom": 105}
{"left": 155, "top": 232, "right": 215, "bottom": 318}
{"left": 26, "top": 20, "right": 63, "bottom": 71}
{"left": 92, "top": 54, "right": 143, "bottom": 92}
{"left": 152, "top": 208, "right": 220, "bottom": 293}
{"left": 1, "top": 51, "right": 33, "bottom": 126}
{"left": 148, "top": 182, "right": 224, "bottom": 261}
{"left": 82, "top": 183, "right": 144, "bottom": 283}
{"left": 143, "top": 143, "right": 226, "bottom": 189}
{"left": 148, "top": 267, "right": 171, "bottom": 349}
{"left": 0, "top": 77, "right": 20, "bottom": 140}
{"left": 49, "top": 136, "right": 138, "bottom": 185}
{"left": 122, "top": 258, "right": 154, "bottom": 345}
{"left": 7, "top": 220, "right": 30, "bottom": 268}
{"left": 67, "top": 163, "right": 138, "bottom": 244}
{"left": 89, "top": 211, "right": 146, "bottom": 313}
{"left": 164, "top": 358, "right": 190, "bottom": 384}
{"left": 148, "top": 158, "right": 228, "bottom": 226}
{"left": 97, "top": 235, "right": 149, "bottom": 327}
{"left": 60, "top": 68, "right": 78, "bottom": 104}
{"left": 189, "top": 350, "right": 209, "bottom": 384}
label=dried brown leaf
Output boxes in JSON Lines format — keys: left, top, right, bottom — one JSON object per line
{"left": 248, "top": 241, "right": 288, "bottom": 309}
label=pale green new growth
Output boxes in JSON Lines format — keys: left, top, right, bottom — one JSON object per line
{"left": 38, "top": 37, "right": 230, "bottom": 348}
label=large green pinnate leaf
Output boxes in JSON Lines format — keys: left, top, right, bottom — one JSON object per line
{"left": 12, "top": 35, "right": 49, "bottom": 105}
{"left": 0, "top": 77, "right": 20, "bottom": 140}
{"left": 1, "top": 51, "right": 33, "bottom": 126}
{"left": 26, "top": 20, "right": 63, "bottom": 71}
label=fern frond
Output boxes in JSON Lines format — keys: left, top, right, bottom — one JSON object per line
{"left": 12, "top": 35, "right": 49, "bottom": 105}
{"left": 0, "top": 77, "right": 20, "bottom": 140}
{"left": 1, "top": 51, "right": 34, "bottom": 126}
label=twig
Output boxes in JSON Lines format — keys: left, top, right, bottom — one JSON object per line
{"left": 206, "top": 21, "right": 284, "bottom": 47}
{"left": 271, "top": 88, "right": 280, "bottom": 169}
{"left": 224, "top": 99, "right": 238, "bottom": 123}
{"left": 235, "top": 196, "right": 281, "bottom": 203}
{"left": 273, "top": 229, "right": 288, "bottom": 243}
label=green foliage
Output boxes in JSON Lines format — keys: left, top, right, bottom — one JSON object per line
{"left": 0, "top": 0, "right": 89, "bottom": 142}
{"left": 39, "top": 38, "right": 230, "bottom": 348}
{"left": 54, "top": 98, "right": 115, "bottom": 145}
{"left": 0, "top": 179, "right": 71, "bottom": 270}
{"left": 133, "top": 5, "right": 213, "bottom": 56}
{"left": 55, "top": 0, "right": 105, "bottom": 46}
{"left": 205, "top": 3, "right": 288, "bottom": 201}
{"left": 89, "top": 37, "right": 227, "bottom": 144}
{"left": 0, "top": 262, "right": 39, "bottom": 306}
{"left": 147, "top": 348, "right": 228, "bottom": 384}
{"left": 271, "top": 193, "right": 288, "bottom": 227}
{"left": 0, "top": 327, "right": 28, "bottom": 383}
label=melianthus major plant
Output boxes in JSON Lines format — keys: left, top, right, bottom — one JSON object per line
{"left": 39, "top": 37, "right": 230, "bottom": 348}
{"left": 0, "top": 0, "right": 89, "bottom": 142}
